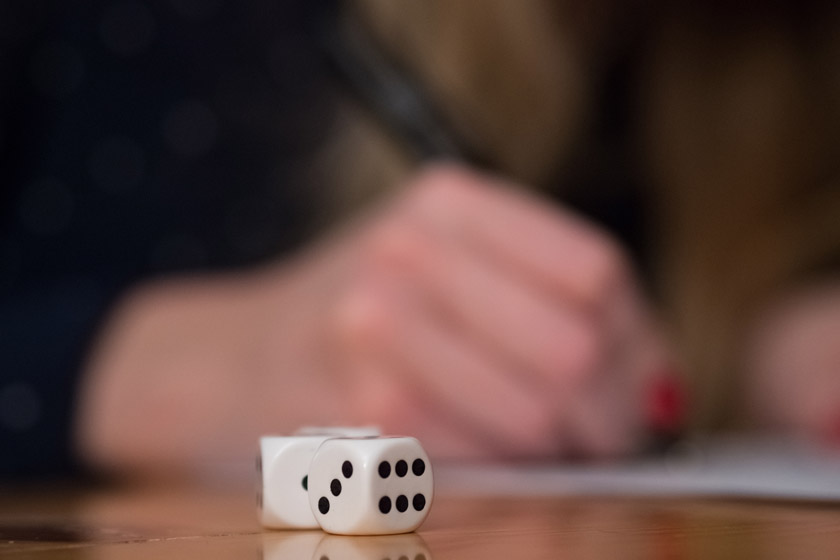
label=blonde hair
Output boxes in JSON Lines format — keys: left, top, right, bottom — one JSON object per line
{"left": 323, "top": 0, "right": 840, "bottom": 430}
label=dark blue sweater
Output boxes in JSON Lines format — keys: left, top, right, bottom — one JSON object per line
{"left": 0, "top": 0, "right": 337, "bottom": 477}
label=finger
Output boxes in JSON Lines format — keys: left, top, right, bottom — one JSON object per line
{"left": 561, "top": 366, "right": 640, "bottom": 459}
{"left": 341, "top": 359, "right": 494, "bottom": 461}
{"left": 609, "top": 289, "right": 686, "bottom": 438}
{"left": 562, "top": 296, "right": 682, "bottom": 458}
{"left": 332, "top": 273, "right": 560, "bottom": 458}
{"left": 370, "top": 218, "right": 602, "bottom": 397}
{"left": 403, "top": 164, "right": 631, "bottom": 311}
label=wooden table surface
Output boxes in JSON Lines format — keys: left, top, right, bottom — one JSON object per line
{"left": 3, "top": 480, "right": 840, "bottom": 560}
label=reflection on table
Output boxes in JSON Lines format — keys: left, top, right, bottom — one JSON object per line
{"left": 3, "top": 471, "right": 840, "bottom": 559}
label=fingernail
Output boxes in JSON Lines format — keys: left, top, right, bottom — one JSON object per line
{"left": 646, "top": 372, "right": 687, "bottom": 435}
{"left": 819, "top": 412, "right": 840, "bottom": 448}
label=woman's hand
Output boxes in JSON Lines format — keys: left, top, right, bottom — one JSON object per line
{"left": 744, "top": 281, "right": 840, "bottom": 445}
{"left": 325, "top": 164, "right": 680, "bottom": 460}
{"left": 76, "top": 164, "right": 680, "bottom": 477}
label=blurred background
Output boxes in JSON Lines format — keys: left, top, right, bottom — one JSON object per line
{"left": 2, "top": 0, "right": 839, "bottom": 477}
{"left": 1, "top": 0, "right": 342, "bottom": 475}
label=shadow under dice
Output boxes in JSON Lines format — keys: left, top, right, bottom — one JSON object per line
{"left": 308, "top": 437, "right": 434, "bottom": 535}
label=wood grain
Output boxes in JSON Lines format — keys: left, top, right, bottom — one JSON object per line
{"left": 3, "top": 482, "right": 840, "bottom": 560}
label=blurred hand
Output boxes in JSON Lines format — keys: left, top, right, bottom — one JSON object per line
{"left": 77, "top": 164, "right": 680, "bottom": 477}
{"left": 326, "top": 164, "right": 679, "bottom": 460}
{"left": 745, "top": 281, "right": 840, "bottom": 446}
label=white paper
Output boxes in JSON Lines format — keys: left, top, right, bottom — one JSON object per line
{"left": 435, "top": 436, "right": 840, "bottom": 501}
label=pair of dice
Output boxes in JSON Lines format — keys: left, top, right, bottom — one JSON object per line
{"left": 258, "top": 428, "right": 434, "bottom": 535}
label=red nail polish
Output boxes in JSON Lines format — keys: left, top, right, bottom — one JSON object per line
{"left": 647, "top": 374, "right": 687, "bottom": 435}
{"left": 819, "top": 413, "right": 840, "bottom": 448}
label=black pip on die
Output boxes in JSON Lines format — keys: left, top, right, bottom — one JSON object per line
{"left": 307, "top": 437, "right": 434, "bottom": 535}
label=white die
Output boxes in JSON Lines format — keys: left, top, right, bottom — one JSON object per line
{"left": 258, "top": 435, "right": 333, "bottom": 529}
{"left": 307, "top": 437, "right": 434, "bottom": 535}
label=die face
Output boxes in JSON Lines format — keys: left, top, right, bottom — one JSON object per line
{"left": 258, "top": 436, "right": 332, "bottom": 529}
{"left": 308, "top": 437, "right": 434, "bottom": 535}
{"left": 307, "top": 441, "right": 369, "bottom": 533}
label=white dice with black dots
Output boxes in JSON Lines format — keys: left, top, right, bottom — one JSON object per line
{"left": 307, "top": 436, "right": 433, "bottom": 535}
